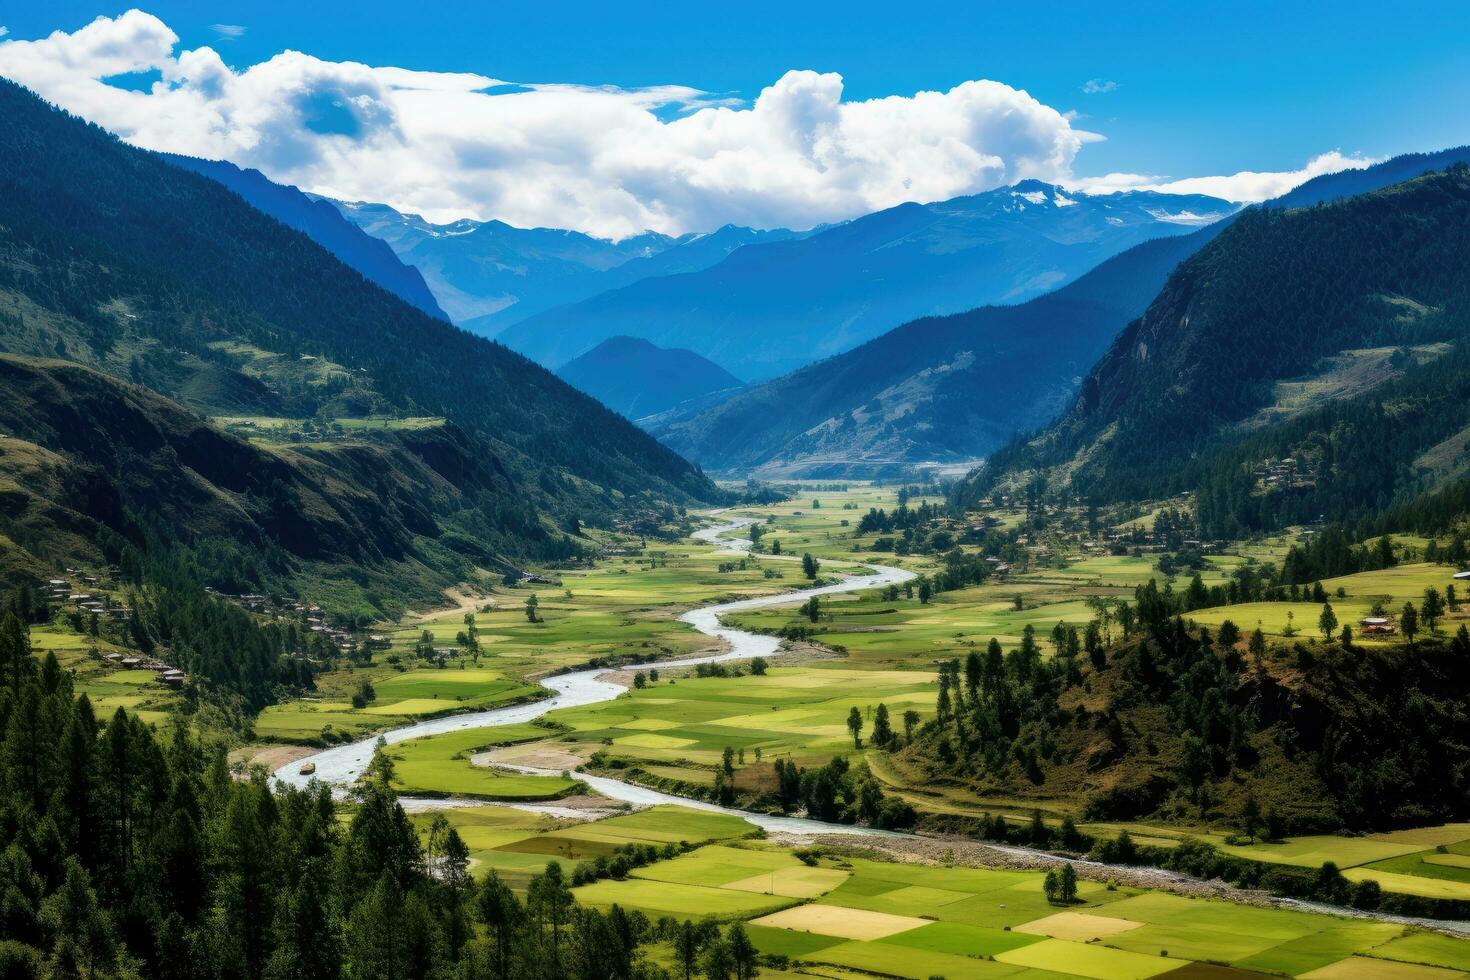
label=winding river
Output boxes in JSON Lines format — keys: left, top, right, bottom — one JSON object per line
{"left": 274, "top": 516, "right": 913, "bottom": 837}
{"left": 274, "top": 518, "right": 1470, "bottom": 933}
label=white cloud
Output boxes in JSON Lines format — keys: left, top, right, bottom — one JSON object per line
{"left": 1081, "top": 78, "right": 1117, "bottom": 95}
{"left": 1072, "top": 151, "right": 1378, "bottom": 203}
{"left": 0, "top": 10, "right": 1103, "bottom": 238}
{"left": 0, "top": 28, "right": 8, "bottom": 39}
{"left": 209, "top": 24, "right": 246, "bottom": 40}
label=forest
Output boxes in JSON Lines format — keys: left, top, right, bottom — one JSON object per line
{"left": 0, "top": 610, "right": 756, "bottom": 979}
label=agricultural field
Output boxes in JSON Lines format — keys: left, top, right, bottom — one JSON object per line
{"left": 543, "top": 663, "right": 937, "bottom": 776}
{"left": 554, "top": 825, "right": 1469, "bottom": 980}
{"left": 29, "top": 622, "right": 182, "bottom": 726}
{"left": 722, "top": 485, "right": 946, "bottom": 569}
{"left": 386, "top": 723, "right": 579, "bottom": 799}
{"left": 254, "top": 663, "right": 542, "bottom": 743}
{"left": 409, "top": 804, "right": 756, "bottom": 890}
{"left": 1189, "top": 562, "right": 1470, "bottom": 641}
{"left": 255, "top": 527, "right": 869, "bottom": 744}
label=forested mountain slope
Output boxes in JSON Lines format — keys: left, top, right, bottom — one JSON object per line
{"left": 0, "top": 357, "right": 545, "bottom": 604}
{"left": 555, "top": 337, "right": 745, "bottom": 420}
{"left": 656, "top": 147, "right": 1470, "bottom": 479}
{"left": 968, "top": 166, "right": 1470, "bottom": 538}
{"left": 0, "top": 79, "right": 717, "bottom": 602}
{"left": 499, "top": 182, "right": 1235, "bottom": 378}
{"left": 648, "top": 230, "right": 1214, "bottom": 477}
{"left": 160, "top": 154, "right": 449, "bottom": 320}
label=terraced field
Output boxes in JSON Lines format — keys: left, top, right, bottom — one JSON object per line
{"left": 30, "top": 623, "right": 183, "bottom": 725}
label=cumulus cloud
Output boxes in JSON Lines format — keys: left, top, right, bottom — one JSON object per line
{"left": 1072, "top": 151, "right": 1378, "bottom": 203}
{"left": 0, "top": 10, "right": 1102, "bottom": 237}
{"left": 1081, "top": 78, "right": 1118, "bottom": 95}
{"left": 0, "top": 28, "right": 8, "bottom": 39}
{"left": 209, "top": 24, "right": 245, "bottom": 40}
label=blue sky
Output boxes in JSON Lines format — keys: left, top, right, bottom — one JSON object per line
{"left": 3, "top": 2, "right": 1468, "bottom": 235}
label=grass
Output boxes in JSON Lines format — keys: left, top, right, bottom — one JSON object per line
{"left": 543, "top": 664, "right": 935, "bottom": 779}
{"left": 994, "top": 938, "right": 1180, "bottom": 978}
{"left": 411, "top": 804, "right": 755, "bottom": 891}
{"left": 1189, "top": 562, "right": 1468, "bottom": 641}
{"left": 29, "top": 623, "right": 183, "bottom": 723}
{"left": 386, "top": 724, "right": 577, "bottom": 799}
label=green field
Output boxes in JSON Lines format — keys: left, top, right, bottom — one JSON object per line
{"left": 541, "top": 663, "right": 935, "bottom": 783}
{"left": 30, "top": 623, "right": 182, "bottom": 726}
{"left": 562, "top": 834, "right": 1456, "bottom": 980}
{"left": 386, "top": 723, "right": 578, "bottom": 799}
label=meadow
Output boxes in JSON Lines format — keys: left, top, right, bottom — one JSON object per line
{"left": 30, "top": 623, "right": 182, "bottom": 726}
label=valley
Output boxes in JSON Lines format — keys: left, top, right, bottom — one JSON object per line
{"left": 174, "top": 483, "right": 1470, "bottom": 976}
{"left": 2, "top": 18, "right": 1470, "bottom": 977}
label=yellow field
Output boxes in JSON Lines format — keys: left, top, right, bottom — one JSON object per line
{"left": 750, "top": 904, "right": 931, "bottom": 941}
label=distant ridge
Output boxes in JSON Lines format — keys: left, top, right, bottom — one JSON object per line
{"left": 498, "top": 181, "right": 1238, "bottom": 378}
{"left": 556, "top": 336, "right": 744, "bottom": 421}
{"left": 651, "top": 146, "right": 1470, "bottom": 478}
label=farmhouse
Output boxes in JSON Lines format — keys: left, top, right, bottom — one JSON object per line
{"left": 1360, "top": 616, "right": 1396, "bottom": 636}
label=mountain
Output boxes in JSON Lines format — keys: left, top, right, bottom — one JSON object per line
{"left": 647, "top": 230, "right": 1213, "bottom": 478}
{"left": 0, "top": 355, "right": 536, "bottom": 605}
{"left": 555, "top": 337, "right": 744, "bottom": 420}
{"left": 497, "top": 182, "right": 1237, "bottom": 379}
{"left": 0, "top": 78, "right": 718, "bottom": 607}
{"left": 655, "top": 147, "right": 1470, "bottom": 479}
{"left": 968, "top": 165, "right": 1470, "bottom": 539}
{"left": 328, "top": 200, "right": 799, "bottom": 331}
{"left": 158, "top": 154, "right": 449, "bottom": 320}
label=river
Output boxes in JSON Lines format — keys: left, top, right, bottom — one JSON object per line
{"left": 274, "top": 517, "right": 1470, "bottom": 933}
{"left": 274, "top": 515, "right": 914, "bottom": 833}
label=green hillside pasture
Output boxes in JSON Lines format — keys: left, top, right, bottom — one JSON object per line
{"left": 386, "top": 724, "right": 576, "bottom": 799}
{"left": 1189, "top": 563, "right": 1468, "bottom": 640}
{"left": 545, "top": 664, "right": 935, "bottom": 772}
{"left": 29, "top": 624, "right": 181, "bottom": 725}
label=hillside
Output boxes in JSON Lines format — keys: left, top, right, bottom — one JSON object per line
{"left": 555, "top": 336, "right": 744, "bottom": 420}
{"left": 498, "top": 182, "right": 1236, "bottom": 378}
{"left": 656, "top": 147, "right": 1470, "bottom": 479}
{"left": 968, "top": 166, "right": 1470, "bottom": 538}
{"left": 159, "top": 154, "right": 449, "bottom": 320}
{"left": 648, "top": 230, "right": 1213, "bottom": 477}
{"left": 897, "top": 614, "right": 1470, "bottom": 834}
{"left": 0, "top": 78, "right": 718, "bottom": 602}
{"left": 330, "top": 200, "right": 797, "bottom": 331}
{"left": 0, "top": 356, "right": 543, "bottom": 604}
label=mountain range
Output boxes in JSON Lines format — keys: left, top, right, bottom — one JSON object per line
{"left": 0, "top": 78, "right": 717, "bottom": 611}
{"left": 650, "top": 147, "right": 1470, "bottom": 478}
{"left": 495, "top": 182, "right": 1236, "bottom": 379}
{"left": 325, "top": 200, "right": 801, "bottom": 332}
{"left": 965, "top": 162, "right": 1470, "bottom": 541}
